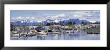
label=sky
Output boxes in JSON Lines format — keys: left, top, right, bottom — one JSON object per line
{"left": 10, "top": 10, "right": 100, "bottom": 22}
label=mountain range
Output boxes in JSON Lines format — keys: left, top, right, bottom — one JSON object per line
{"left": 11, "top": 18, "right": 99, "bottom": 26}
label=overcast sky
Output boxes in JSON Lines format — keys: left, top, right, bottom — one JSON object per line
{"left": 10, "top": 10, "right": 100, "bottom": 22}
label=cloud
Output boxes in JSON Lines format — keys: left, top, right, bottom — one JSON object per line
{"left": 11, "top": 10, "right": 100, "bottom": 22}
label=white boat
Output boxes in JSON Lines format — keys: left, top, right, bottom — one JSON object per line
{"left": 65, "top": 30, "right": 74, "bottom": 34}
{"left": 11, "top": 31, "right": 20, "bottom": 37}
{"left": 11, "top": 31, "right": 18, "bottom": 34}
{"left": 38, "top": 31, "right": 47, "bottom": 35}
{"left": 52, "top": 32, "right": 60, "bottom": 34}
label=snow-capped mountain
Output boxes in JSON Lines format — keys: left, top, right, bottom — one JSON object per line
{"left": 11, "top": 17, "right": 100, "bottom": 26}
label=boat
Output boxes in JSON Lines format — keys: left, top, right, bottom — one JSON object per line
{"left": 38, "top": 31, "right": 47, "bottom": 35}
{"left": 65, "top": 30, "right": 74, "bottom": 34}
{"left": 52, "top": 32, "right": 60, "bottom": 34}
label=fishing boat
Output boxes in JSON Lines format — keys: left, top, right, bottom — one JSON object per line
{"left": 11, "top": 31, "right": 20, "bottom": 37}
{"left": 38, "top": 31, "right": 47, "bottom": 35}
{"left": 65, "top": 30, "right": 74, "bottom": 34}
{"left": 52, "top": 32, "right": 60, "bottom": 34}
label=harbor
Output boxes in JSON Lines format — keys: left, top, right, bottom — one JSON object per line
{"left": 10, "top": 24, "right": 100, "bottom": 40}
{"left": 10, "top": 10, "right": 100, "bottom": 40}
